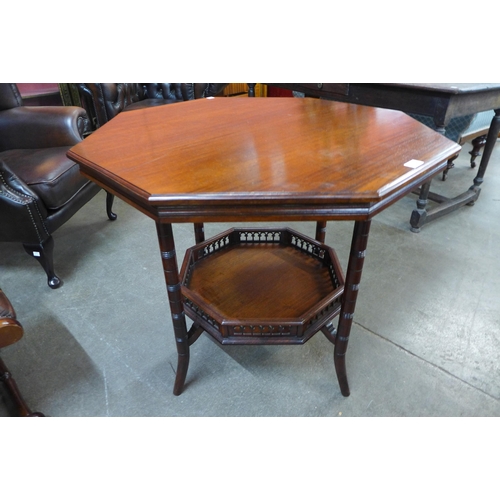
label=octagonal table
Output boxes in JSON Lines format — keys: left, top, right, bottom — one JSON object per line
{"left": 67, "top": 97, "right": 460, "bottom": 397}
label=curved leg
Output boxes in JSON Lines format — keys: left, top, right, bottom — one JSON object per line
{"left": 23, "top": 236, "right": 61, "bottom": 289}
{"left": 156, "top": 222, "right": 190, "bottom": 395}
{"left": 321, "top": 322, "right": 337, "bottom": 344}
{"left": 188, "top": 322, "right": 205, "bottom": 345}
{"left": 334, "top": 220, "right": 371, "bottom": 397}
{"left": 106, "top": 191, "right": 117, "bottom": 220}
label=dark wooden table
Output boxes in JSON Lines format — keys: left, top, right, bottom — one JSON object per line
{"left": 248, "top": 83, "right": 500, "bottom": 231}
{"left": 68, "top": 98, "right": 460, "bottom": 397}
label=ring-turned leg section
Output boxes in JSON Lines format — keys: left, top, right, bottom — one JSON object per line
{"left": 469, "top": 135, "right": 487, "bottom": 169}
{"left": 334, "top": 220, "right": 371, "bottom": 397}
{"left": 409, "top": 181, "right": 431, "bottom": 233}
{"left": 156, "top": 222, "right": 190, "bottom": 395}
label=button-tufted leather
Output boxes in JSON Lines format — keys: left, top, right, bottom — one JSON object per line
{"left": 77, "top": 83, "right": 228, "bottom": 130}
{"left": 0, "top": 83, "right": 115, "bottom": 288}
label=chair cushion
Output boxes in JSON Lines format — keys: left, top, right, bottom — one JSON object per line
{"left": 0, "top": 147, "right": 90, "bottom": 210}
{"left": 124, "top": 98, "right": 179, "bottom": 111}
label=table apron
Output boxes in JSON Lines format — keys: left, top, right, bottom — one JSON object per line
{"left": 155, "top": 205, "right": 373, "bottom": 223}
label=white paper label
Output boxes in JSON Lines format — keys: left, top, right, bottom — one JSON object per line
{"left": 404, "top": 159, "right": 424, "bottom": 169}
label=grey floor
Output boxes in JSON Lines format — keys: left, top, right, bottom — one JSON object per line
{"left": 1, "top": 140, "right": 500, "bottom": 417}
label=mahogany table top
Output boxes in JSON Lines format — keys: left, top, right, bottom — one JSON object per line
{"left": 68, "top": 97, "right": 460, "bottom": 222}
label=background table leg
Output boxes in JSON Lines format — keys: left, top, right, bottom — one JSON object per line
{"left": 156, "top": 222, "right": 190, "bottom": 395}
{"left": 193, "top": 223, "right": 205, "bottom": 244}
{"left": 334, "top": 220, "right": 371, "bottom": 397}
{"left": 315, "top": 221, "right": 327, "bottom": 243}
{"left": 471, "top": 108, "right": 500, "bottom": 192}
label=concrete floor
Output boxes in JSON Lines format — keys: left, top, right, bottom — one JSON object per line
{"left": 1, "top": 138, "right": 500, "bottom": 417}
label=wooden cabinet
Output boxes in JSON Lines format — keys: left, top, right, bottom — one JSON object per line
{"left": 221, "top": 83, "right": 267, "bottom": 97}
{"left": 16, "top": 83, "right": 62, "bottom": 106}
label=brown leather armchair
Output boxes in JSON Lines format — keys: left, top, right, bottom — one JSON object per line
{"left": 77, "top": 83, "right": 228, "bottom": 130}
{"left": 0, "top": 83, "right": 116, "bottom": 288}
{"left": 0, "top": 288, "right": 44, "bottom": 416}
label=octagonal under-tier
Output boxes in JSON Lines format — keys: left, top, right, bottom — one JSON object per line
{"left": 180, "top": 228, "right": 345, "bottom": 345}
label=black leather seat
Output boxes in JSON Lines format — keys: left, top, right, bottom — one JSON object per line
{"left": 77, "top": 83, "right": 228, "bottom": 130}
{"left": 0, "top": 83, "right": 115, "bottom": 288}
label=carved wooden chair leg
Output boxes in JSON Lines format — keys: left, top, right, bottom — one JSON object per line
{"left": 441, "top": 156, "right": 457, "bottom": 181}
{"left": 106, "top": 191, "right": 117, "bottom": 220}
{"left": 23, "top": 236, "right": 61, "bottom": 289}
{"left": 0, "top": 357, "right": 44, "bottom": 417}
{"left": 469, "top": 135, "right": 487, "bottom": 168}
{"left": 0, "top": 289, "right": 44, "bottom": 416}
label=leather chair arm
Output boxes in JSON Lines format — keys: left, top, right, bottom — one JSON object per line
{"left": 0, "top": 106, "right": 89, "bottom": 151}
{"left": 0, "top": 163, "right": 49, "bottom": 242}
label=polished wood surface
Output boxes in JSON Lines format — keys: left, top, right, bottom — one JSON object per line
{"left": 180, "top": 228, "right": 344, "bottom": 345}
{"left": 67, "top": 98, "right": 461, "bottom": 397}
{"left": 187, "top": 246, "right": 334, "bottom": 318}
{"left": 68, "top": 98, "right": 460, "bottom": 221}
{"left": 248, "top": 84, "right": 500, "bottom": 231}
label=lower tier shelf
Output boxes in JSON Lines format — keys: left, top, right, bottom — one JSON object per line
{"left": 180, "top": 228, "right": 345, "bottom": 345}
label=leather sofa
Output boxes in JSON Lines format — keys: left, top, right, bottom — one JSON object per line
{"left": 77, "top": 83, "right": 228, "bottom": 130}
{"left": 0, "top": 83, "right": 115, "bottom": 288}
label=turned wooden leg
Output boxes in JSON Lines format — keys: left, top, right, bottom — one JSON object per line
{"left": 410, "top": 181, "right": 431, "bottom": 232}
{"left": 442, "top": 155, "right": 458, "bottom": 181}
{"left": 193, "top": 223, "right": 205, "bottom": 244}
{"left": 334, "top": 220, "right": 371, "bottom": 397}
{"left": 473, "top": 110, "right": 500, "bottom": 187}
{"left": 0, "top": 356, "right": 44, "bottom": 417}
{"left": 106, "top": 191, "right": 117, "bottom": 220}
{"left": 315, "top": 221, "right": 327, "bottom": 243}
{"left": 469, "top": 135, "right": 487, "bottom": 169}
{"left": 156, "top": 222, "right": 190, "bottom": 395}
{"left": 23, "top": 236, "right": 61, "bottom": 289}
